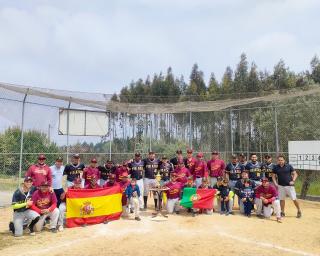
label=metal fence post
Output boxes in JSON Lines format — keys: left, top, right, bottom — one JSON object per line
{"left": 66, "top": 100, "right": 71, "bottom": 163}
{"left": 274, "top": 106, "right": 280, "bottom": 156}
{"left": 230, "top": 108, "right": 234, "bottom": 155}
{"left": 18, "top": 91, "right": 28, "bottom": 185}
{"left": 189, "top": 111, "right": 192, "bottom": 149}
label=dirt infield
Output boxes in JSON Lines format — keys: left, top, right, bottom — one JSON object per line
{"left": 0, "top": 199, "right": 319, "bottom": 256}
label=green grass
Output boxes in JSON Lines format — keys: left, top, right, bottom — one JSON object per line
{"left": 295, "top": 178, "right": 320, "bottom": 196}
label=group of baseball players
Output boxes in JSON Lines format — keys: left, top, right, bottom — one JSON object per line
{"left": 10, "top": 149, "right": 302, "bottom": 237}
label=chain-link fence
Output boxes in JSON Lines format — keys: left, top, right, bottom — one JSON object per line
{"left": 1, "top": 83, "right": 320, "bottom": 206}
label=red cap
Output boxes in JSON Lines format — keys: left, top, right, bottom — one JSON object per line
{"left": 122, "top": 172, "right": 129, "bottom": 178}
{"left": 171, "top": 173, "right": 178, "bottom": 177}
{"left": 38, "top": 154, "right": 46, "bottom": 160}
{"left": 91, "top": 158, "right": 97, "bottom": 163}
{"left": 197, "top": 152, "right": 204, "bottom": 158}
{"left": 212, "top": 151, "right": 219, "bottom": 155}
{"left": 187, "top": 149, "right": 193, "bottom": 154}
{"left": 122, "top": 160, "right": 128, "bottom": 166}
{"left": 261, "top": 177, "right": 269, "bottom": 182}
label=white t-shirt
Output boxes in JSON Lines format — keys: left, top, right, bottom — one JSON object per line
{"left": 50, "top": 164, "right": 65, "bottom": 189}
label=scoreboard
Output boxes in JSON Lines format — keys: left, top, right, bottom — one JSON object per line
{"left": 288, "top": 141, "right": 320, "bottom": 171}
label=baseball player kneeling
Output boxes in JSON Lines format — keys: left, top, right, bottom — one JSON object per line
{"left": 165, "top": 173, "right": 183, "bottom": 214}
{"left": 255, "top": 178, "right": 282, "bottom": 222}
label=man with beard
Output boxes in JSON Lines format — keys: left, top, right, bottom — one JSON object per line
{"left": 25, "top": 154, "right": 52, "bottom": 188}
{"left": 207, "top": 151, "right": 226, "bottom": 187}
{"left": 159, "top": 156, "right": 174, "bottom": 186}
{"left": 184, "top": 149, "right": 197, "bottom": 174}
{"left": 82, "top": 158, "right": 101, "bottom": 187}
{"left": 170, "top": 149, "right": 183, "bottom": 169}
{"left": 63, "top": 154, "right": 85, "bottom": 187}
{"left": 98, "top": 160, "right": 116, "bottom": 186}
{"left": 193, "top": 152, "right": 208, "bottom": 188}
{"left": 245, "top": 153, "right": 263, "bottom": 186}
{"left": 128, "top": 153, "right": 145, "bottom": 211}
{"left": 143, "top": 151, "right": 160, "bottom": 210}
{"left": 261, "top": 154, "right": 275, "bottom": 183}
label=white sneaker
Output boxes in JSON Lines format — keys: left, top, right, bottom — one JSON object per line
{"left": 58, "top": 226, "right": 64, "bottom": 232}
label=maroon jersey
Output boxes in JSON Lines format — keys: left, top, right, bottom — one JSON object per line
{"left": 82, "top": 166, "right": 101, "bottom": 186}
{"left": 25, "top": 164, "right": 52, "bottom": 187}
{"left": 184, "top": 157, "right": 197, "bottom": 173}
{"left": 193, "top": 160, "right": 208, "bottom": 179}
{"left": 31, "top": 189, "right": 57, "bottom": 213}
{"left": 115, "top": 166, "right": 129, "bottom": 182}
{"left": 207, "top": 159, "right": 226, "bottom": 178}
{"left": 165, "top": 181, "right": 183, "bottom": 199}
{"left": 173, "top": 167, "right": 191, "bottom": 185}
{"left": 255, "top": 184, "right": 278, "bottom": 205}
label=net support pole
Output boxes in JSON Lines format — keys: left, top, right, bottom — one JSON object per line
{"left": 18, "top": 91, "right": 28, "bottom": 186}
{"left": 149, "top": 116, "right": 152, "bottom": 152}
{"left": 66, "top": 100, "right": 71, "bottom": 163}
{"left": 189, "top": 111, "right": 192, "bottom": 149}
{"left": 109, "top": 112, "right": 112, "bottom": 160}
{"left": 274, "top": 106, "right": 280, "bottom": 156}
{"left": 230, "top": 108, "right": 234, "bottom": 155}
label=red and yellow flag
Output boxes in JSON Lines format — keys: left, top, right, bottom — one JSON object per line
{"left": 66, "top": 186, "right": 122, "bottom": 228}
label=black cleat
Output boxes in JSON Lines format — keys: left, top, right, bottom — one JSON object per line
{"left": 9, "top": 222, "right": 15, "bottom": 234}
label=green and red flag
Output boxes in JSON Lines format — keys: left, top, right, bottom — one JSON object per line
{"left": 180, "top": 188, "right": 216, "bottom": 209}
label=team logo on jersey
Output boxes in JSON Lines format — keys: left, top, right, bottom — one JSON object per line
{"left": 80, "top": 201, "right": 94, "bottom": 216}
{"left": 190, "top": 194, "right": 201, "bottom": 202}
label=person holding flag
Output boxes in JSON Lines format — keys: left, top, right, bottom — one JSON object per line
{"left": 193, "top": 152, "right": 208, "bottom": 188}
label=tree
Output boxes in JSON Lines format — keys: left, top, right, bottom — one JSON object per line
{"left": 247, "top": 62, "right": 260, "bottom": 92}
{"left": 234, "top": 53, "right": 249, "bottom": 92}
{"left": 310, "top": 55, "right": 320, "bottom": 83}
{"left": 207, "top": 72, "right": 220, "bottom": 100}
{"left": 272, "top": 59, "right": 293, "bottom": 89}
{"left": 221, "top": 66, "right": 233, "bottom": 95}
{"left": 186, "top": 63, "right": 207, "bottom": 100}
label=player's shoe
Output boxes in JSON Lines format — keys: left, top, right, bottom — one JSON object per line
{"left": 58, "top": 225, "right": 64, "bottom": 232}
{"left": 175, "top": 211, "right": 180, "bottom": 214}
{"left": 280, "top": 212, "right": 285, "bottom": 217}
{"left": 130, "top": 208, "right": 134, "bottom": 214}
{"left": 257, "top": 214, "right": 264, "bottom": 219}
{"left": 50, "top": 228, "right": 57, "bottom": 233}
{"left": 135, "top": 217, "right": 141, "bottom": 221}
{"left": 225, "top": 212, "right": 229, "bottom": 216}
{"left": 103, "top": 221, "right": 108, "bottom": 224}
{"left": 297, "top": 211, "right": 302, "bottom": 218}
{"left": 9, "top": 222, "right": 15, "bottom": 234}
{"left": 277, "top": 217, "right": 282, "bottom": 223}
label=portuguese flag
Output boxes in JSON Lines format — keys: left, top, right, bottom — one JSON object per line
{"left": 180, "top": 188, "right": 216, "bottom": 209}
{"left": 66, "top": 186, "right": 122, "bottom": 228}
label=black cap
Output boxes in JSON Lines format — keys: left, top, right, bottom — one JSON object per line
{"left": 176, "top": 149, "right": 182, "bottom": 154}
{"left": 72, "top": 153, "right": 80, "bottom": 159}
{"left": 24, "top": 176, "right": 33, "bottom": 182}
{"left": 135, "top": 152, "right": 141, "bottom": 157}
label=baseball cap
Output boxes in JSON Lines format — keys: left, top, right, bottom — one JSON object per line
{"left": 106, "top": 160, "right": 113, "bottom": 164}
{"left": 148, "top": 151, "right": 155, "bottom": 155}
{"left": 261, "top": 177, "right": 269, "bottom": 183}
{"left": 264, "top": 154, "right": 272, "bottom": 159}
{"left": 176, "top": 149, "right": 183, "bottom": 154}
{"left": 24, "top": 176, "right": 33, "bottom": 182}
{"left": 122, "top": 160, "right": 128, "bottom": 166}
{"left": 134, "top": 152, "right": 141, "bottom": 157}
{"left": 122, "top": 172, "right": 129, "bottom": 178}
{"left": 72, "top": 153, "right": 80, "bottom": 159}
{"left": 212, "top": 151, "right": 219, "bottom": 155}
{"left": 187, "top": 149, "right": 193, "bottom": 154}
{"left": 56, "top": 156, "right": 63, "bottom": 162}
{"left": 161, "top": 155, "right": 168, "bottom": 160}
{"left": 73, "top": 177, "right": 82, "bottom": 185}
{"left": 40, "top": 181, "right": 49, "bottom": 187}
{"left": 38, "top": 154, "right": 46, "bottom": 160}
{"left": 196, "top": 152, "right": 204, "bottom": 158}
{"left": 91, "top": 158, "right": 98, "bottom": 163}
{"left": 171, "top": 173, "right": 178, "bottom": 178}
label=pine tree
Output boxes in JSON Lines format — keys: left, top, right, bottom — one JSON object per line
{"left": 247, "top": 62, "right": 260, "bottom": 92}
{"left": 234, "top": 53, "right": 249, "bottom": 92}
{"left": 186, "top": 63, "right": 207, "bottom": 100}
{"left": 221, "top": 66, "right": 233, "bottom": 95}
{"left": 207, "top": 72, "right": 220, "bottom": 99}
{"left": 310, "top": 55, "right": 320, "bottom": 83}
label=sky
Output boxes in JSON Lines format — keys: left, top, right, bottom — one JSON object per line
{"left": 0, "top": 0, "right": 319, "bottom": 95}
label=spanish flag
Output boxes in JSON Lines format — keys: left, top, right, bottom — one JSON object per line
{"left": 180, "top": 188, "right": 216, "bottom": 209}
{"left": 66, "top": 186, "right": 122, "bottom": 228}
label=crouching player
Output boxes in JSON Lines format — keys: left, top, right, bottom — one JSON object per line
{"left": 239, "top": 179, "right": 255, "bottom": 217}
{"left": 255, "top": 178, "right": 282, "bottom": 222}
{"left": 119, "top": 172, "right": 130, "bottom": 217}
{"left": 10, "top": 176, "right": 40, "bottom": 237}
{"left": 57, "top": 177, "right": 82, "bottom": 231}
{"left": 125, "top": 178, "right": 141, "bottom": 221}
{"left": 30, "top": 181, "right": 59, "bottom": 233}
{"left": 165, "top": 173, "right": 183, "bottom": 214}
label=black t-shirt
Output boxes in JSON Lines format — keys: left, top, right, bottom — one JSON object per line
{"left": 63, "top": 163, "right": 85, "bottom": 182}
{"left": 98, "top": 165, "right": 116, "bottom": 180}
{"left": 12, "top": 186, "right": 36, "bottom": 212}
{"left": 170, "top": 157, "right": 180, "bottom": 168}
{"left": 273, "top": 164, "right": 294, "bottom": 186}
